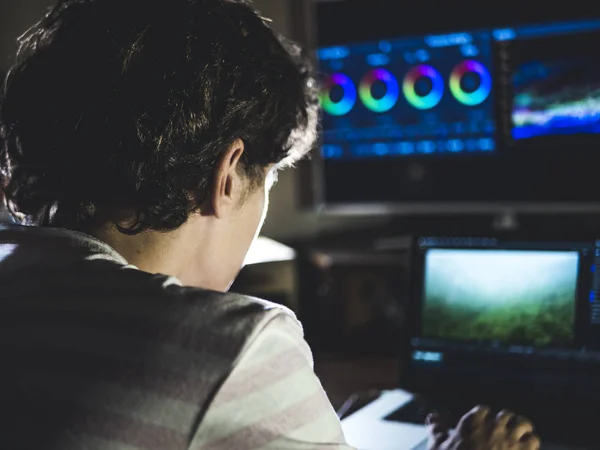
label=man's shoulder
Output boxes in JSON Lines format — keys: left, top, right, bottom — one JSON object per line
{"left": 167, "top": 283, "right": 299, "bottom": 341}
{"left": 141, "top": 280, "right": 303, "bottom": 375}
{"left": 99, "top": 265, "right": 300, "bottom": 351}
{"left": 29, "top": 259, "right": 299, "bottom": 360}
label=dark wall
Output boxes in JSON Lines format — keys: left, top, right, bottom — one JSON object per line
{"left": 0, "top": 0, "right": 56, "bottom": 69}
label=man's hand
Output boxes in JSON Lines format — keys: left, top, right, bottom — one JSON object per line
{"left": 426, "top": 405, "right": 540, "bottom": 450}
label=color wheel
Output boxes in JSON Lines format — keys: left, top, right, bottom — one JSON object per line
{"left": 320, "top": 73, "right": 357, "bottom": 116}
{"left": 450, "top": 60, "right": 492, "bottom": 106}
{"left": 402, "top": 65, "right": 444, "bottom": 110}
{"left": 359, "top": 69, "right": 399, "bottom": 113}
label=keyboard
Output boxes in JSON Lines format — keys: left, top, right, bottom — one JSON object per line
{"left": 384, "top": 396, "right": 453, "bottom": 425}
{"left": 384, "top": 398, "right": 591, "bottom": 450}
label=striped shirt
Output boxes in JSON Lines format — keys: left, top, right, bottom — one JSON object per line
{"left": 0, "top": 226, "right": 354, "bottom": 449}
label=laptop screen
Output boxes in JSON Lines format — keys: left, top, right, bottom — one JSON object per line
{"left": 405, "top": 237, "right": 600, "bottom": 400}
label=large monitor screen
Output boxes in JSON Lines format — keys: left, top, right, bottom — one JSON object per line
{"left": 316, "top": 2, "right": 600, "bottom": 209}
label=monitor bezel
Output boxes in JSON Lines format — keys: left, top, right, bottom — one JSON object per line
{"left": 400, "top": 235, "right": 598, "bottom": 398}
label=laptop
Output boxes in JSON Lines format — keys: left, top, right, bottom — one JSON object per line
{"left": 341, "top": 236, "right": 600, "bottom": 450}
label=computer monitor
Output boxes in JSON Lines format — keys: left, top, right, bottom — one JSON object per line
{"left": 405, "top": 236, "right": 600, "bottom": 401}
{"left": 315, "top": 1, "right": 600, "bottom": 212}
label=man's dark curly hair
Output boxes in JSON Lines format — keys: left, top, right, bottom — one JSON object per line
{"left": 0, "top": 0, "right": 318, "bottom": 233}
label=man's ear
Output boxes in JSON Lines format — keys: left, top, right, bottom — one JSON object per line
{"left": 211, "top": 139, "right": 245, "bottom": 219}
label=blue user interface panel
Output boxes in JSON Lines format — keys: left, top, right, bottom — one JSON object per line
{"left": 318, "top": 19, "right": 600, "bottom": 161}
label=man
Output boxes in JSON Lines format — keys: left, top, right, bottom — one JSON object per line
{"left": 0, "top": 0, "right": 540, "bottom": 448}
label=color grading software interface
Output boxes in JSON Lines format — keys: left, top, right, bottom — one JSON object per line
{"left": 318, "top": 19, "right": 600, "bottom": 161}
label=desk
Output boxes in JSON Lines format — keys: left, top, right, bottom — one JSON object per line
{"left": 314, "top": 354, "right": 398, "bottom": 409}
{"left": 314, "top": 357, "right": 594, "bottom": 449}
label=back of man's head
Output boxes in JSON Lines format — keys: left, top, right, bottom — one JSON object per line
{"left": 0, "top": 0, "right": 317, "bottom": 233}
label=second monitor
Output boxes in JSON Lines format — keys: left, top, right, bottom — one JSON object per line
{"left": 317, "top": 12, "right": 600, "bottom": 209}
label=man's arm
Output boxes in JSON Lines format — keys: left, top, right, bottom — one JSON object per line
{"left": 190, "top": 313, "right": 355, "bottom": 449}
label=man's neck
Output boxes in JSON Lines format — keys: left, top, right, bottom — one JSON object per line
{"left": 88, "top": 217, "right": 222, "bottom": 290}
